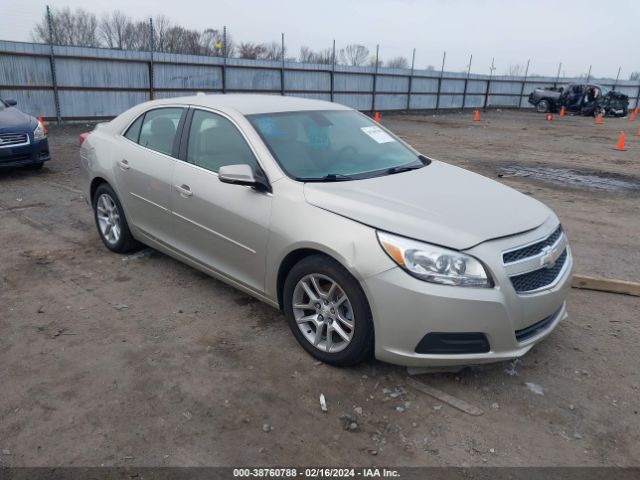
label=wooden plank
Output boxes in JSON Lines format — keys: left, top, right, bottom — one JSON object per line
{"left": 572, "top": 274, "right": 640, "bottom": 297}
{"left": 406, "top": 378, "right": 484, "bottom": 416}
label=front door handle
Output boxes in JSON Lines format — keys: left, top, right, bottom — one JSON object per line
{"left": 175, "top": 184, "right": 193, "bottom": 198}
{"left": 118, "top": 159, "right": 130, "bottom": 171}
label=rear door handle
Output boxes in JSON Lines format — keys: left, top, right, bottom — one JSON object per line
{"left": 175, "top": 184, "right": 193, "bottom": 198}
{"left": 118, "top": 159, "right": 130, "bottom": 171}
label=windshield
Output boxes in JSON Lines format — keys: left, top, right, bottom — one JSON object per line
{"left": 248, "top": 110, "right": 424, "bottom": 181}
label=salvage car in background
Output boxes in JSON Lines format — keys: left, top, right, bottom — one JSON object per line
{"left": 528, "top": 83, "right": 629, "bottom": 117}
{"left": 0, "top": 98, "right": 50, "bottom": 169}
{"left": 80, "top": 94, "right": 572, "bottom": 368}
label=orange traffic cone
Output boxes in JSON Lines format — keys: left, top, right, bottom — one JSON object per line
{"left": 613, "top": 131, "right": 626, "bottom": 151}
{"left": 473, "top": 110, "right": 480, "bottom": 122}
{"left": 634, "top": 107, "right": 639, "bottom": 115}
{"left": 636, "top": 127, "right": 640, "bottom": 137}
{"left": 373, "top": 111, "right": 380, "bottom": 123}
{"left": 595, "top": 113, "right": 602, "bottom": 125}
{"left": 546, "top": 113, "right": 553, "bottom": 121}
{"left": 630, "top": 112, "right": 636, "bottom": 122}
{"left": 37, "top": 115, "right": 47, "bottom": 135}
{"left": 559, "top": 106, "right": 565, "bottom": 117}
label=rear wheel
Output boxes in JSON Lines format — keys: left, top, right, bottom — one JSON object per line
{"left": 283, "top": 254, "right": 374, "bottom": 366}
{"left": 93, "top": 183, "right": 142, "bottom": 253}
{"left": 535, "top": 99, "right": 550, "bottom": 113}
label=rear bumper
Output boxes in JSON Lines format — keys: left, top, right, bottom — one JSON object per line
{"left": 0, "top": 137, "right": 50, "bottom": 168}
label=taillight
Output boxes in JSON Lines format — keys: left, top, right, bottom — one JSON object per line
{"left": 79, "top": 132, "right": 90, "bottom": 146}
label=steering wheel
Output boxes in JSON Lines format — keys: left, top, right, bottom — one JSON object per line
{"left": 336, "top": 146, "right": 361, "bottom": 163}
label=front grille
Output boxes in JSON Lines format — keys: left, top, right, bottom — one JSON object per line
{"left": 0, "top": 132, "right": 29, "bottom": 147}
{"left": 503, "top": 225, "right": 563, "bottom": 264}
{"left": 0, "top": 154, "right": 31, "bottom": 163}
{"left": 510, "top": 249, "right": 567, "bottom": 293}
{"left": 515, "top": 305, "right": 562, "bottom": 342}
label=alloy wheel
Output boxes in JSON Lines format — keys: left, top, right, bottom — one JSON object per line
{"left": 96, "top": 193, "right": 121, "bottom": 245}
{"left": 292, "top": 273, "right": 354, "bottom": 353}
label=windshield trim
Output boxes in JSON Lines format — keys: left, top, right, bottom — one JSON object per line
{"left": 247, "top": 109, "right": 427, "bottom": 183}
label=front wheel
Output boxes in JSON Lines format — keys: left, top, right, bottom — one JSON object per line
{"left": 535, "top": 100, "right": 550, "bottom": 113}
{"left": 93, "top": 183, "right": 142, "bottom": 253}
{"left": 283, "top": 254, "right": 374, "bottom": 366}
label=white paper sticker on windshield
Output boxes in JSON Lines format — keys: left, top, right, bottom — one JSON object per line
{"left": 360, "top": 126, "right": 395, "bottom": 144}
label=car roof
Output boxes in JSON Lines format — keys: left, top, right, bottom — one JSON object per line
{"left": 146, "top": 93, "right": 352, "bottom": 115}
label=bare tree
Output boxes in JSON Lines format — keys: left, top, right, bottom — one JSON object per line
{"left": 299, "top": 46, "right": 333, "bottom": 64}
{"left": 630, "top": 72, "right": 640, "bottom": 81}
{"left": 339, "top": 44, "right": 369, "bottom": 66}
{"left": 386, "top": 56, "right": 409, "bottom": 68}
{"left": 238, "top": 42, "right": 267, "bottom": 59}
{"left": 100, "top": 10, "right": 137, "bottom": 49}
{"left": 425, "top": 65, "right": 435, "bottom": 71}
{"left": 505, "top": 64, "right": 523, "bottom": 76}
{"left": 263, "top": 41, "right": 285, "bottom": 61}
{"left": 32, "top": 7, "right": 100, "bottom": 47}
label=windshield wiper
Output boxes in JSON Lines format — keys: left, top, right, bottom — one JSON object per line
{"left": 386, "top": 164, "right": 423, "bottom": 175}
{"left": 297, "top": 173, "right": 355, "bottom": 182}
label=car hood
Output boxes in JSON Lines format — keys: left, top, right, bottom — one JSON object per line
{"left": 303, "top": 160, "right": 551, "bottom": 250}
{"left": 0, "top": 107, "right": 33, "bottom": 133}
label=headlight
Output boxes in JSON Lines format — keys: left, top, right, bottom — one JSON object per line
{"left": 377, "top": 231, "right": 492, "bottom": 287}
{"left": 33, "top": 120, "right": 46, "bottom": 141}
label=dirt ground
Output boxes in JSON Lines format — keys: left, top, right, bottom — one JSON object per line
{"left": 1, "top": 110, "right": 638, "bottom": 467}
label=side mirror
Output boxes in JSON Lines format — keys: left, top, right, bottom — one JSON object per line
{"left": 4, "top": 99, "right": 17, "bottom": 106}
{"left": 218, "top": 164, "right": 270, "bottom": 192}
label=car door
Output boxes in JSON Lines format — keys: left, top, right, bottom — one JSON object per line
{"left": 564, "top": 85, "right": 584, "bottom": 112}
{"left": 116, "top": 107, "right": 185, "bottom": 245}
{"left": 171, "top": 108, "right": 272, "bottom": 293}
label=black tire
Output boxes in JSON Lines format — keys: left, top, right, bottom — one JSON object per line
{"left": 28, "top": 162, "right": 44, "bottom": 170}
{"left": 283, "top": 254, "right": 374, "bottom": 366}
{"left": 535, "top": 100, "right": 550, "bottom": 113}
{"left": 92, "top": 183, "right": 142, "bottom": 253}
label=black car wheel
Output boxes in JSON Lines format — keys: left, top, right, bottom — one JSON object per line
{"left": 283, "top": 254, "right": 374, "bottom": 366}
{"left": 535, "top": 100, "right": 550, "bottom": 113}
{"left": 93, "top": 183, "right": 142, "bottom": 253}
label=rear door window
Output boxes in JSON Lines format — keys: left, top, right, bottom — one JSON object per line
{"left": 124, "top": 115, "right": 144, "bottom": 143}
{"left": 137, "top": 108, "right": 184, "bottom": 156}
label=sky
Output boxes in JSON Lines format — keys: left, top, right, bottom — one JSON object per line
{"left": 1, "top": 0, "right": 638, "bottom": 79}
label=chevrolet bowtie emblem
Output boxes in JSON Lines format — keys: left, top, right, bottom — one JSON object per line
{"left": 540, "top": 245, "right": 557, "bottom": 269}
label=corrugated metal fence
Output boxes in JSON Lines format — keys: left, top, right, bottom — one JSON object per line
{"left": 1, "top": 40, "right": 639, "bottom": 121}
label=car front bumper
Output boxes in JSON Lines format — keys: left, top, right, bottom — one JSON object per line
{"left": 362, "top": 220, "right": 573, "bottom": 367}
{"left": 0, "top": 137, "right": 50, "bottom": 168}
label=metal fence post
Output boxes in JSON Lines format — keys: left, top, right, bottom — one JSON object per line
{"left": 222, "top": 26, "right": 227, "bottom": 93}
{"left": 613, "top": 66, "right": 621, "bottom": 91}
{"left": 518, "top": 59, "right": 530, "bottom": 108}
{"left": 586, "top": 65, "right": 592, "bottom": 83}
{"left": 435, "top": 51, "right": 445, "bottom": 111}
{"left": 46, "top": 5, "right": 61, "bottom": 124}
{"left": 406, "top": 48, "right": 415, "bottom": 111}
{"left": 280, "top": 33, "right": 285, "bottom": 96}
{"left": 462, "top": 54, "right": 472, "bottom": 110}
{"left": 148, "top": 18, "right": 154, "bottom": 100}
{"left": 371, "top": 44, "right": 379, "bottom": 113}
{"left": 330, "top": 39, "right": 336, "bottom": 102}
{"left": 483, "top": 57, "right": 494, "bottom": 110}
{"left": 554, "top": 62, "right": 562, "bottom": 87}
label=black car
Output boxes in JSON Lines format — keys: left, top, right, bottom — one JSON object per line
{"left": 0, "top": 98, "right": 51, "bottom": 169}
{"left": 528, "top": 83, "right": 629, "bottom": 117}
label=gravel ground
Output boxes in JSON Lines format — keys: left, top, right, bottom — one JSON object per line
{"left": 0, "top": 110, "right": 638, "bottom": 467}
